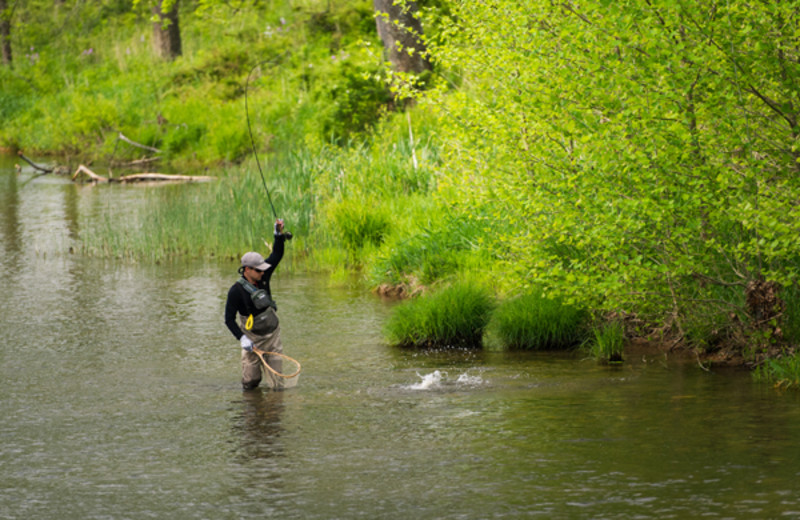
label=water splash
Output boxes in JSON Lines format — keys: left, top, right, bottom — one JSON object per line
{"left": 405, "top": 370, "right": 486, "bottom": 390}
{"left": 456, "top": 373, "right": 485, "bottom": 386}
{"left": 409, "top": 370, "right": 444, "bottom": 390}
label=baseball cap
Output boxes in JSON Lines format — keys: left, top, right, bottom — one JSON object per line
{"left": 241, "top": 252, "right": 271, "bottom": 271}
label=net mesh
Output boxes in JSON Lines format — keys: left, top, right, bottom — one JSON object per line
{"left": 254, "top": 349, "right": 302, "bottom": 390}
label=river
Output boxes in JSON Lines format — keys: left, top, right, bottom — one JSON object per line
{"left": 2, "top": 154, "right": 800, "bottom": 519}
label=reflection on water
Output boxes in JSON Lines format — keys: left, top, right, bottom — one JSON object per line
{"left": 2, "top": 154, "right": 800, "bottom": 519}
{"left": 234, "top": 390, "right": 286, "bottom": 461}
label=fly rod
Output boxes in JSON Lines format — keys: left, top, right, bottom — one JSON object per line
{"left": 244, "top": 60, "right": 292, "bottom": 239}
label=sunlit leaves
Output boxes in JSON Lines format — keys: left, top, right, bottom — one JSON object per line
{"left": 422, "top": 0, "right": 800, "bottom": 328}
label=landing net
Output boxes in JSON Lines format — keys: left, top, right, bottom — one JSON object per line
{"left": 253, "top": 348, "right": 302, "bottom": 389}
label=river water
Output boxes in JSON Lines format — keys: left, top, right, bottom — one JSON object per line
{"left": 2, "top": 155, "right": 800, "bottom": 519}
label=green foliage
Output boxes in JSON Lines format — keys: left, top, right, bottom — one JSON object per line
{"left": 161, "top": 124, "right": 205, "bottom": 156}
{"left": 417, "top": 0, "right": 800, "bottom": 345}
{"left": 303, "top": 0, "right": 376, "bottom": 39}
{"left": 169, "top": 46, "right": 251, "bottom": 93}
{"left": 316, "top": 62, "right": 392, "bottom": 140}
{"left": 328, "top": 198, "right": 392, "bottom": 254}
{"left": 491, "top": 293, "right": 587, "bottom": 351}
{"left": 370, "top": 207, "right": 487, "bottom": 286}
{"left": 385, "top": 282, "right": 495, "bottom": 348}
{"left": 584, "top": 322, "right": 625, "bottom": 363}
{"left": 1, "top": 0, "right": 390, "bottom": 161}
{"left": 754, "top": 353, "right": 800, "bottom": 390}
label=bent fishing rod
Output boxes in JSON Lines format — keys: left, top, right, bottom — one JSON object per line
{"left": 244, "top": 59, "right": 292, "bottom": 240}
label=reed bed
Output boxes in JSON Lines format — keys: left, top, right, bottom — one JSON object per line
{"left": 385, "top": 282, "right": 495, "bottom": 348}
{"left": 490, "top": 293, "right": 587, "bottom": 350}
{"left": 76, "top": 151, "right": 315, "bottom": 263}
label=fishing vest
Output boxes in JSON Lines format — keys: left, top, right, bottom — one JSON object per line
{"left": 237, "top": 278, "right": 279, "bottom": 335}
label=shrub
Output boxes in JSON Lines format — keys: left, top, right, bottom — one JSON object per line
{"left": 491, "top": 292, "right": 587, "bottom": 350}
{"left": 385, "top": 282, "right": 495, "bottom": 348}
{"left": 161, "top": 124, "right": 205, "bottom": 156}
{"left": 370, "top": 208, "right": 487, "bottom": 286}
{"left": 320, "top": 64, "right": 392, "bottom": 140}
{"left": 329, "top": 198, "right": 392, "bottom": 253}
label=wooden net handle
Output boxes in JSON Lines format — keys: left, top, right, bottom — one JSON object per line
{"left": 253, "top": 348, "right": 302, "bottom": 379}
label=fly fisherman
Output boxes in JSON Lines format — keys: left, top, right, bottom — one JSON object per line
{"left": 225, "top": 219, "right": 289, "bottom": 390}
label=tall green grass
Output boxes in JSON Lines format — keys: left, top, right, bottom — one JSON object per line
{"left": 328, "top": 198, "right": 392, "bottom": 254}
{"left": 490, "top": 292, "right": 587, "bottom": 350}
{"left": 385, "top": 282, "right": 495, "bottom": 348}
{"left": 369, "top": 207, "right": 488, "bottom": 287}
{"left": 584, "top": 322, "right": 625, "bottom": 363}
{"left": 77, "top": 148, "right": 317, "bottom": 263}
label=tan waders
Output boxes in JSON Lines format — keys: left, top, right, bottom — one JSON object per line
{"left": 239, "top": 310, "right": 283, "bottom": 390}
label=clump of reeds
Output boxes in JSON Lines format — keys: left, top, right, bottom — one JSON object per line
{"left": 491, "top": 292, "right": 587, "bottom": 350}
{"left": 584, "top": 321, "right": 625, "bottom": 363}
{"left": 385, "top": 282, "right": 495, "bottom": 348}
{"left": 328, "top": 198, "right": 392, "bottom": 253}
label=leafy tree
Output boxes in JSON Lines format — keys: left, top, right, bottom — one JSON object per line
{"left": 421, "top": 0, "right": 800, "bottom": 343}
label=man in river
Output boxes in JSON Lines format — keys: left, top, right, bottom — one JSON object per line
{"left": 224, "top": 219, "right": 289, "bottom": 390}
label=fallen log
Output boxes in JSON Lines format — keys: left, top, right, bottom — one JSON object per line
{"left": 72, "top": 164, "right": 108, "bottom": 182}
{"left": 117, "top": 172, "right": 214, "bottom": 183}
{"left": 72, "top": 164, "right": 213, "bottom": 184}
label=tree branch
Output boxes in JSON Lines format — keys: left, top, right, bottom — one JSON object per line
{"left": 117, "top": 132, "right": 162, "bottom": 154}
{"left": 17, "top": 151, "right": 52, "bottom": 173}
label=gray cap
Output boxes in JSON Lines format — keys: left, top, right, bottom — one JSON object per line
{"left": 241, "top": 252, "right": 270, "bottom": 270}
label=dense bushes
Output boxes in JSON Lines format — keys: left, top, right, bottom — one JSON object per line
{"left": 419, "top": 0, "right": 800, "bottom": 357}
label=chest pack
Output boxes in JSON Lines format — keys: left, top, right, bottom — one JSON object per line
{"left": 238, "top": 278, "right": 279, "bottom": 335}
{"left": 237, "top": 278, "right": 277, "bottom": 311}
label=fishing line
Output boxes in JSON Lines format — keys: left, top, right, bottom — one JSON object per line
{"left": 244, "top": 60, "right": 279, "bottom": 220}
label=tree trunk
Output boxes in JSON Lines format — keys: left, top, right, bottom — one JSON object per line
{"left": 373, "top": 0, "right": 430, "bottom": 74}
{"left": 0, "top": 0, "right": 12, "bottom": 67}
{"left": 152, "top": 0, "right": 182, "bottom": 61}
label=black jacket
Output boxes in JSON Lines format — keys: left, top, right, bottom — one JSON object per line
{"left": 224, "top": 234, "right": 285, "bottom": 340}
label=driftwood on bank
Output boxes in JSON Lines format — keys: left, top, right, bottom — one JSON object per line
{"left": 72, "top": 164, "right": 213, "bottom": 184}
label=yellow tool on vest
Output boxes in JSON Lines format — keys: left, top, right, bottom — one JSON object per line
{"left": 245, "top": 314, "right": 254, "bottom": 331}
